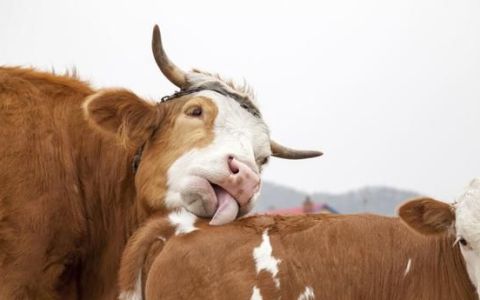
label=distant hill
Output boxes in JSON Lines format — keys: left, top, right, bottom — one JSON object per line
{"left": 255, "top": 181, "right": 420, "bottom": 216}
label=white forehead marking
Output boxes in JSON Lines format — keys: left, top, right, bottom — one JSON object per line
{"left": 253, "top": 230, "right": 281, "bottom": 289}
{"left": 403, "top": 258, "right": 412, "bottom": 277}
{"left": 118, "top": 271, "right": 142, "bottom": 300}
{"left": 250, "top": 286, "right": 263, "bottom": 300}
{"left": 297, "top": 286, "right": 315, "bottom": 300}
{"left": 196, "top": 90, "right": 271, "bottom": 161}
{"left": 168, "top": 209, "right": 198, "bottom": 235}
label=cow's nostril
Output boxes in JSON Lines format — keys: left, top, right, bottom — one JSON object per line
{"left": 228, "top": 156, "right": 240, "bottom": 174}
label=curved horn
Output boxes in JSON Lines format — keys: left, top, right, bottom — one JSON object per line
{"left": 270, "top": 140, "right": 323, "bottom": 159}
{"left": 152, "top": 25, "right": 188, "bottom": 89}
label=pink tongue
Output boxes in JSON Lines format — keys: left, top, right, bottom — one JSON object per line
{"left": 210, "top": 186, "right": 239, "bottom": 226}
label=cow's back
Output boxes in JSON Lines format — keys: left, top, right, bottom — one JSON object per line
{"left": 143, "top": 214, "right": 476, "bottom": 300}
{"left": 0, "top": 67, "right": 93, "bottom": 298}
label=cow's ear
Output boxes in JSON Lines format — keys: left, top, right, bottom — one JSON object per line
{"left": 398, "top": 197, "right": 455, "bottom": 235}
{"left": 83, "top": 89, "right": 163, "bottom": 147}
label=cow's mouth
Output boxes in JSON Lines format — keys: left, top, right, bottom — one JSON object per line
{"left": 209, "top": 184, "right": 240, "bottom": 226}
{"left": 178, "top": 162, "right": 259, "bottom": 225}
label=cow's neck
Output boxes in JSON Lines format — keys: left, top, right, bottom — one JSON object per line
{"left": 429, "top": 235, "right": 476, "bottom": 298}
{"left": 75, "top": 129, "right": 145, "bottom": 298}
{"left": 390, "top": 233, "right": 475, "bottom": 299}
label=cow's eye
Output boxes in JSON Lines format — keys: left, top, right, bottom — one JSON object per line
{"left": 185, "top": 106, "right": 203, "bottom": 117}
{"left": 460, "top": 238, "right": 468, "bottom": 246}
{"left": 257, "top": 156, "right": 269, "bottom": 166}
{"left": 260, "top": 157, "right": 269, "bottom": 165}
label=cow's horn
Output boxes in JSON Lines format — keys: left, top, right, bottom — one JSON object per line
{"left": 152, "top": 25, "right": 188, "bottom": 89}
{"left": 270, "top": 140, "right": 323, "bottom": 159}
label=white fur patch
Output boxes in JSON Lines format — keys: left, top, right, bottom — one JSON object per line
{"left": 454, "top": 177, "right": 480, "bottom": 289}
{"left": 118, "top": 272, "right": 142, "bottom": 300}
{"left": 460, "top": 246, "right": 480, "bottom": 288}
{"left": 404, "top": 258, "right": 412, "bottom": 276}
{"left": 298, "top": 286, "right": 315, "bottom": 300}
{"left": 168, "top": 209, "right": 198, "bottom": 235}
{"left": 250, "top": 286, "right": 263, "bottom": 300}
{"left": 253, "top": 230, "right": 281, "bottom": 288}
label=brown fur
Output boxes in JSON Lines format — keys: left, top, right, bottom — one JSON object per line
{"left": 118, "top": 212, "right": 173, "bottom": 299}
{"left": 0, "top": 67, "right": 219, "bottom": 299}
{"left": 134, "top": 96, "right": 218, "bottom": 212}
{"left": 120, "top": 214, "right": 476, "bottom": 300}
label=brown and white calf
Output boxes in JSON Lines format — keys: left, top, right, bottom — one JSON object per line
{"left": 119, "top": 208, "right": 476, "bottom": 300}
{"left": 0, "top": 25, "right": 320, "bottom": 299}
{"left": 400, "top": 177, "right": 480, "bottom": 296}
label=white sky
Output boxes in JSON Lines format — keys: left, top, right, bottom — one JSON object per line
{"left": 1, "top": 0, "right": 479, "bottom": 201}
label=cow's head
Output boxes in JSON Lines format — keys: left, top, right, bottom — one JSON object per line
{"left": 399, "top": 178, "right": 480, "bottom": 291}
{"left": 84, "top": 25, "right": 322, "bottom": 225}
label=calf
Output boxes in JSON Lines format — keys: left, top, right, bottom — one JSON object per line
{"left": 119, "top": 209, "right": 475, "bottom": 299}
{"left": 400, "top": 177, "right": 480, "bottom": 296}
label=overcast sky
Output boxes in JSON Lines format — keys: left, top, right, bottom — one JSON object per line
{"left": 1, "top": 0, "right": 479, "bottom": 201}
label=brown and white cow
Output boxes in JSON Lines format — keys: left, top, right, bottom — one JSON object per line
{"left": 400, "top": 177, "right": 480, "bottom": 296}
{"left": 0, "top": 25, "right": 321, "bottom": 299}
{"left": 119, "top": 208, "right": 476, "bottom": 300}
